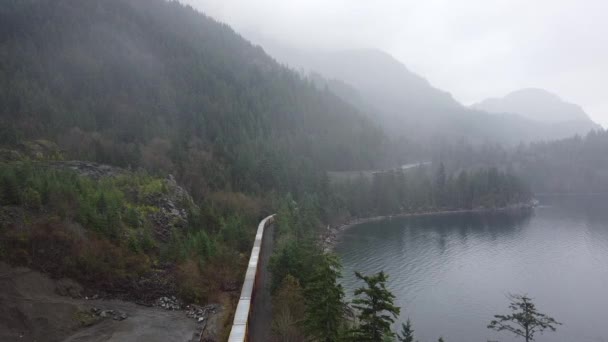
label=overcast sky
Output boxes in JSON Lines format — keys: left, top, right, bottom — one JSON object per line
{"left": 181, "top": 0, "right": 607, "bottom": 127}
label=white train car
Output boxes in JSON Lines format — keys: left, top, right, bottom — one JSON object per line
{"left": 227, "top": 214, "right": 275, "bottom": 342}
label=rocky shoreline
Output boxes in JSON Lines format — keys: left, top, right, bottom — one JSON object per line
{"left": 322, "top": 201, "right": 536, "bottom": 251}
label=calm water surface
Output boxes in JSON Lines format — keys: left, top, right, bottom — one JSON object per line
{"left": 335, "top": 196, "right": 608, "bottom": 342}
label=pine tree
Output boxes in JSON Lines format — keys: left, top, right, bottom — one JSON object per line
{"left": 398, "top": 319, "right": 415, "bottom": 342}
{"left": 488, "top": 294, "right": 561, "bottom": 342}
{"left": 303, "top": 253, "right": 346, "bottom": 342}
{"left": 434, "top": 162, "right": 446, "bottom": 207}
{"left": 351, "top": 271, "right": 400, "bottom": 341}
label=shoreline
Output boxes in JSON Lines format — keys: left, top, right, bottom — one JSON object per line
{"left": 322, "top": 202, "right": 535, "bottom": 251}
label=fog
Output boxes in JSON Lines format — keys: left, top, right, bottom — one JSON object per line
{"left": 181, "top": 0, "right": 608, "bottom": 127}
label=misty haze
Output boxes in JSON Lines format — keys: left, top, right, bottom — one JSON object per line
{"left": 0, "top": 1, "right": 606, "bottom": 342}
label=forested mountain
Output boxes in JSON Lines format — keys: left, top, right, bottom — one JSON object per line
{"left": 0, "top": 1, "right": 393, "bottom": 335}
{"left": 0, "top": 0, "right": 387, "bottom": 201}
{"left": 250, "top": 38, "right": 598, "bottom": 145}
{"left": 515, "top": 130, "right": 608, "bottom": 193}
{"left": 0, "top": 1, "right": 542, "bottom": 340}
{"left": 422, "top": 129, "right": 608, "bottom": 194}
{"left": 332, "top": 164, "right": 531, "bottom": 218}
{"left": 472, "top": 88, "right": 600, "bottom": 137}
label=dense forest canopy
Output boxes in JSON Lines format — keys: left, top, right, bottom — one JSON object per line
{"left": 0, "top": 0, "right": 388, "bottom": 201}
{"left": 423, "top": 129, "right": 608, "bottom": 194}
{"left": 1, "top": 0, "right": 604, "bottom": 199}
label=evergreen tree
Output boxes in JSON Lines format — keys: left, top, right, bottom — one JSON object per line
{"left": 272, "top": 275, "right": 306, "bottom": 341}
{"left": 269, "top": 238, "right": 318, "bottom": 293}
{"left": 303, "top": 253, "right": 346, "bottom": 342}
{"left": 398, "top": 319, "right": 415, "bottom": 342}
{"left": 434, "top": 162, "right": 446, "bottom": 206}
{"left": 488, "top": 294, "right": 561, "bottom": 342}
{"left": 351, "top": 271, "right": 400, "bottom": 341}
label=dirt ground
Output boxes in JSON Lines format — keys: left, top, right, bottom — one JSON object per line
{"left": 0, "top": 262, "right": 204, "bottom": 342}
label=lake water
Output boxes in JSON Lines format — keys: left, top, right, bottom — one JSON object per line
{"left": 335, "top": 196, "right": 608, "bottom": 342}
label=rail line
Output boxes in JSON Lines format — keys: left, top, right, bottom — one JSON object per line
{"left": 227, "top": 214, "right": 275, "bottom": 342}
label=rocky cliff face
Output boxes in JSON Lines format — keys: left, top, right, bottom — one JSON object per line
{"left": 148, "top": 174, "right": 195, "bottom": 241}
{"left": 46, "top": 160, "right": 197, "bottom": 243}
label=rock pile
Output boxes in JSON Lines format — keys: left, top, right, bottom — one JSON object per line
{"left": 155, "top": 296, "right": 183, "bottom": 310}
{"left": 186, "top": 304, "right": 220, "bottom": 323}
{"left": 150, "top": 197, "right": 188, "bottom": 241}
{"left": 50, "top": 161, "right": 125, "bottom": 179}
{"left": 148, "top": 175, "right": 196, "bottom": 241}
{"left": 90, "top": 307, "right": 128, "bottom": 321}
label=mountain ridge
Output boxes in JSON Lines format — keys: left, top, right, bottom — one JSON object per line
{"left": 248, "top": 34, "right": 600, "bottom": 143}
{"left": 472, "top": 88, "right": 600, "bottom": 129}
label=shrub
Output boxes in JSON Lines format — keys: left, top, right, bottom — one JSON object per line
{"left": 219, "top": 215, "right": 251, "bottom": 253}
{"left": 0, "top": 167, "right": 20, "bottom": 205}
{"left": 176, "top": 258, "right": 207, "bottom": 303}
{"left": 22, "top": 187, "right": 42, "bottom": 210}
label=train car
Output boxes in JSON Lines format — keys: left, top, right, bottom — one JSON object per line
{"left": 227, "top": 214, "right": 275, "bottom": 342}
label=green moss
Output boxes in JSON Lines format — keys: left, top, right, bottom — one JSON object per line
{"left": 74, "top": 310, "right": 100, "bottom": 327}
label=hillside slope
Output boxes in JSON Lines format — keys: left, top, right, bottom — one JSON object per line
{"left": 0, "top": 0, "right": 387, "bottom": 200}
{"left": 0, "top": 1, "right": 394, "bottom": 339}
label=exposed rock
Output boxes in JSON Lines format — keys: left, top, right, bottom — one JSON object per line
{"left": 148, "top": 174, "right": 197, "bottom": 241}
{"left": 0, "top": 148, "right": 23, "bottom": 162}
{"left": 113, "top": 313, "right": 128, "bottom": 321}
{"left": 130, "top": 268, "right": 178, "bottom": 304}
{"left": 91, "top": 307, "right": 128, "bottom": 321}
{"left": 17, "top": 140, "right": 65, "bottom": 160}
{"left": 197, "top": 304, "right": 224, "bottom": 342}
{"left": 56, "top": 278, "right": 84, "bottom": 298}
{"left": 186, "top": 304, "right": 223, "bottom": 341}
{"left": 155, "top": 296, "right": 183, "bottom": 310}
{"left": 49, "top": 160, "right": 126, "bottom": 179}
{"left": 185, "top": 304, "right": 219, "bottom": 321}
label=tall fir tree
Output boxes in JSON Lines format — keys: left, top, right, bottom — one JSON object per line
{"left": 351, "top": 271, "right": 400, "bottom": 341}
{"left": 303, "top": 253, "right": 346, "bottom": 342}
{"left": 398, "top": 319, "right": 415, "bottom": 342}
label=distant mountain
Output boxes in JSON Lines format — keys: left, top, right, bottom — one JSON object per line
{"left": 251, "top": 36, "right": 599, "bottom": 144}
{"left": 255, "top": 43, "right": 467, "bottom": 139}
{"left": 472, "top": 88, "right": 600, "bottom": 135}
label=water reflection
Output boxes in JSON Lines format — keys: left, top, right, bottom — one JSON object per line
{"left": 335, "top": 198, "right": 608, "bottom": 342}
